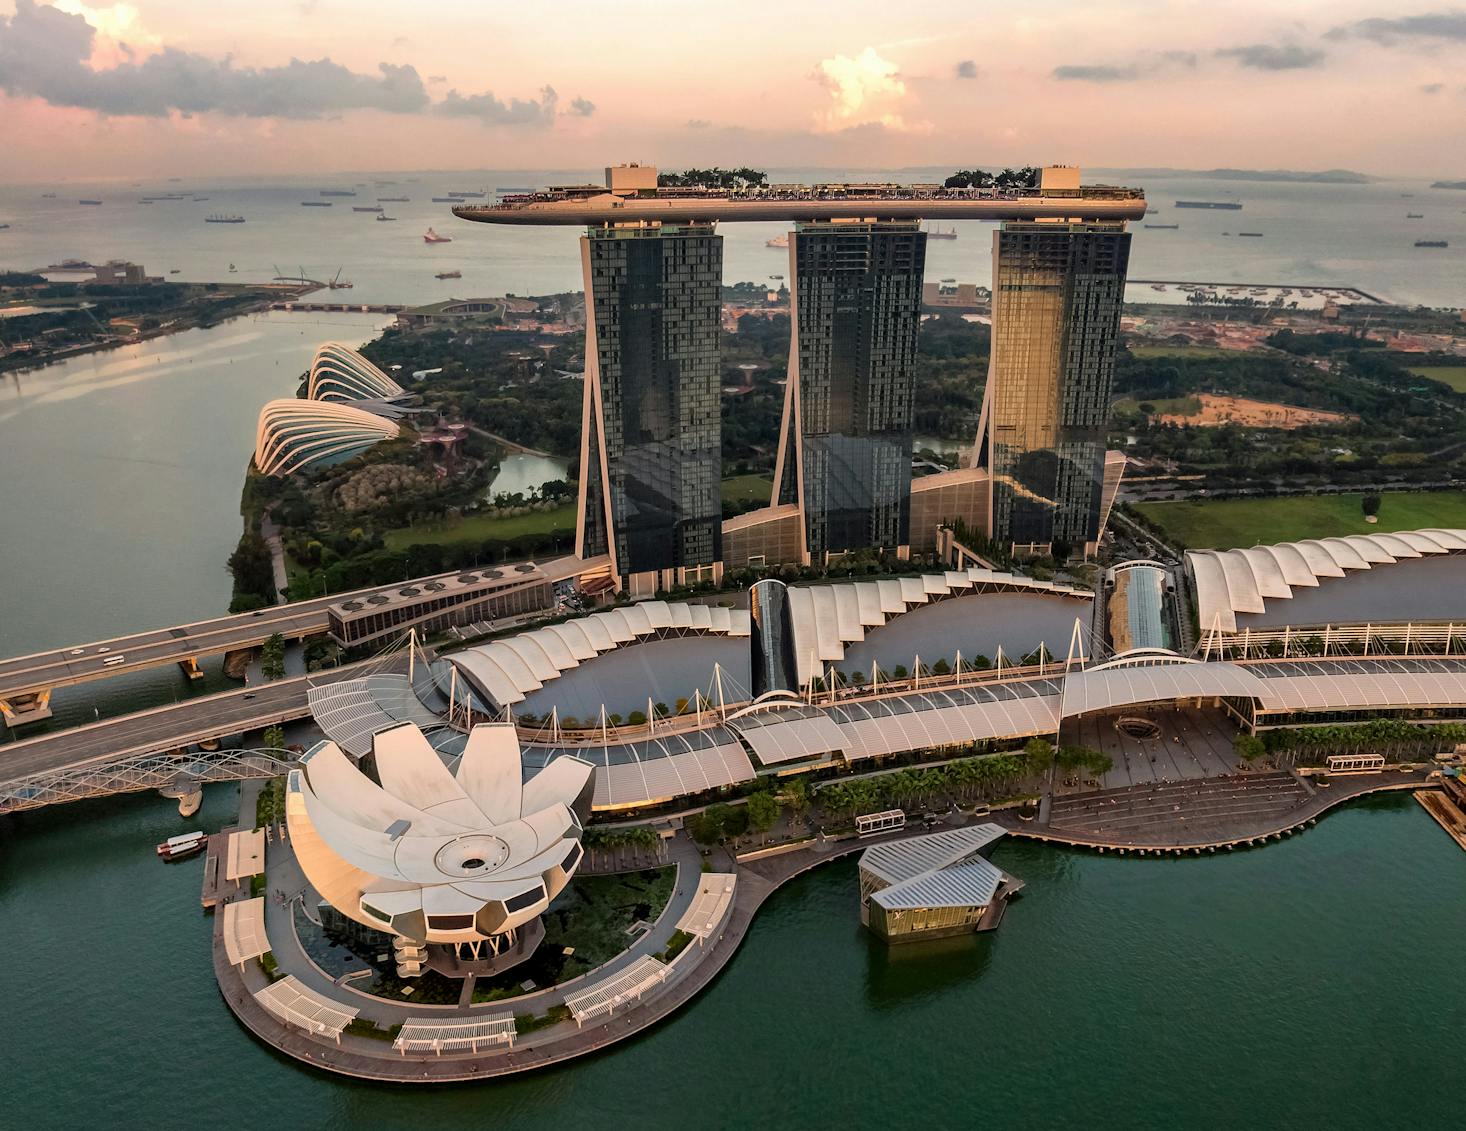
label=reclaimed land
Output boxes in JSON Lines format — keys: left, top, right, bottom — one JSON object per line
{"left": 1134, "top": 490, "right": 1466, "bottom": 550}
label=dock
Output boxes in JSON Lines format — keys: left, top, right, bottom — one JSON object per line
{"left": 269, "top": 302, "right": 404, "bottom": 315}
{"left": 1415, "top": 775, "right": 1466, "bottom": 851}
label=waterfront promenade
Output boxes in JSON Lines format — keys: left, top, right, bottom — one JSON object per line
{"left": 213, "top": 763, "right": 1427, "bottom": 1082}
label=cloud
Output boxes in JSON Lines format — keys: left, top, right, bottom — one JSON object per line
{"left": 437, "top": 83, "right": 560, "bottom": 126}
{"left": 1053, "top": 63, "right": 1142, "bottom": 82}
{"left": 1215, "top": 44, "right": 1326, "bottom": 70}
{"left": 954, "top": 59, "right": 978, "bottom": 79}
{"left": 1328, "top": 11, "right": 1466, "bottom": 44}
{"left": 1422, "top": 81, "right": 1445, "bottom": 93}
{"left": 566, "top": 95, "right": 595, "bottom": 117}
{"left": 0, "top": 0, "right": 586, "bottom": 126}
{"left": 814, "top": 47, "right": 913, "bottom": 129}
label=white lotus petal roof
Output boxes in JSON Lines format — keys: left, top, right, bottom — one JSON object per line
{"left": 286, "top": 721, "right": 593, "bottom": 943}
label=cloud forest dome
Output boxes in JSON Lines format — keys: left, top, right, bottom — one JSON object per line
{"left": 286, "top": 721, "right": 594, "bottom": 946}
{"left": 307, "top": 343, "right": 407, "bottom": 403}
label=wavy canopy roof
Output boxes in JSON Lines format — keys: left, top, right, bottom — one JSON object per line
{"left": 254, "top": 397, "right": 400, "bottom": 476}
{"left": 286, "top": 722, "right": 594, "bottom": 944}
{"left": 1187, "top": 529, "right": 1466, "bottom": 634}
{"left": 308, "top": 342, "right": 406, "bottom": 403}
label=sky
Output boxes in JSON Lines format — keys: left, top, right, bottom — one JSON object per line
{"left": 1, "top": 0, "right": 1465, "bottom": 181}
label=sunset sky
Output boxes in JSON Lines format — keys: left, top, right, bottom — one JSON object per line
{"left": 2, "top": 0, "right": 1465, "bottom": 181}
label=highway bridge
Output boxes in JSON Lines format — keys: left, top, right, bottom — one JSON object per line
{"left": 0, "top": 553, "right": 593, "bottom": 728}
{"left": 0, "top": 663, "right": 366, "bottom": 815}
{"left": 0, "top": 595, "right": 343, "bottom": 728}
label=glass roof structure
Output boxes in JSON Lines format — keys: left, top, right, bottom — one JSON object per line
{"left": 828, "top": 679, "right": 1064, "bottom": 760}
{"left": 1109, "top": 562, "right": 1172, "bottom": 653}
{"left": 1188, "top": 529, "right": 1466, "bottom": 634}
{"left": 1248, "top": 656, "right": 1466, "bottom": 713}
{"left": 525, "top": 727, "right": 756, "bottom": 810}
{"left": 307, "top": 342, "right": 407, "bottom": 403}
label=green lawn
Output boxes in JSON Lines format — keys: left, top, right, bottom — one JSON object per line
{"left": 383, "top": 504, "right": 576, "bottom": 549}
{"left": 721, "top": 474, "right": 773, "bottom": 504}
{"left": 1113, "top": 395, "right": 1203, "bottom": 417}
{"left": 1134, "top": 491, "right": 1466, "bottom": 550}
{"left": 1129, "top": 344, "right": 1242, "bottom": 359}
{"left": 1407, "top": 365, "right": 1466, "bottom": 393}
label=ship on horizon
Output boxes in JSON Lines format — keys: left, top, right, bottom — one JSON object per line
{"left": 320, "top": 189, "right": 356, "bottom": 197}
{"left": 205, "top": 214, "right": 245, "bottom": 224}
{"left": 1175, "top": 200, "right": 1242, "bottom": 210}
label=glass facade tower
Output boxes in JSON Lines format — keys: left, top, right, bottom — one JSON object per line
{"left": 775, "top": 221, "right": 926, "bottom": 561}
{"left": 577, "top": 224, "right": 723, "bottom": 582}
{"left": 982, "top": 221, "right": 1130, "bottom": 553}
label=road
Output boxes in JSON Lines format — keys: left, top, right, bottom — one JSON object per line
{"left": 0, "top": 664, "right": 371, "bottom": 783}
{"left": 0, "top": 552, "right": 596, "bottom": 705}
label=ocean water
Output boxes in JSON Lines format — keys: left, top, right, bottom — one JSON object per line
{"left": 2, "top": 168, "right": 1462, "bottom": 308}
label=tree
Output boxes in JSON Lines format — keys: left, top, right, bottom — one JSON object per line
{"left": 1234, "top": 734, "right": 1267, "bottom": 762}
{"left": 1023, "top": 737, "right": 1055, "bottom": 776}
{"left": 782, "top": 777, "right": 811, "bottom": 822}
{"left": 261, "top": 633, "right": 286, "bottom": 681}
{"left": 1362, "top": 492, "right": 1382, "bottom": 518}
{"left": 746, "top": 792, "right": 781, "bottom": 842}
{"left": 262, "top": 724, "right": 285, "bottom": 750}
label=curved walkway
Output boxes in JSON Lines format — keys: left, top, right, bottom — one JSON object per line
{"left": 216, "top": 772, "right": 1432, "bottom": 1082}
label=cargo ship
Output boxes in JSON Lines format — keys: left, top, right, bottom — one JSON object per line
{"left": 1415, "top": 240, "right": 1448, "bottom": 248}
{"left": 1238, "top": 232, "right": 1264, "bottom": 237}
{"left": 157, "top": 831, "right": 206, "bottom": 861}
{"left": 378, "top": 196, "right": 410, "bottom": 202}
{"left": 1406, "top": 213, "right": 1424, "bottom": 219}
{"left": 1175, "top": 200, "right": 1241, "bottom": 210}
{"left": 320, "top": 189, "right": 356, "bottom": 197}
{"left": 1144, "top": 223, "right": 1179, "bottom": 229}
{"left": 206, "top": 214, "right": 245, "bottom": 224}
{"left": 431, "top": 196, "right": 458, "bottom": 203}
{"left": 424, "top": 227, "right": 452, "bottom": 243}
{"left": 301, "top": 201, "right": 332, "bottom": 207}
{"left": 353, "top": 205, "right": 384, "bottom": 213}
{"left": 78, "top": 199, "right": 103, "bottom": 205}
{"left": 447, "top": 191, "right": 486, "bottom": 198}
{"left": 435, "top": 270, "right": 462, "bottom": 279}
{"left": 376, "top": 214, "right": 397, "bottom": 222}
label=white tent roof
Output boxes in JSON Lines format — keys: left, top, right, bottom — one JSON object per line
{"left": 676, "top": 873, "right": 737, "bottom": 939}
{"left": 1061, "top": 661, "right": 1281, "bottom": 716}
{"left": 254, "top": 976, "right": 358, "bottom": 1038}
{"left": 222, "top": 897, "right": 269, "bottom": 966}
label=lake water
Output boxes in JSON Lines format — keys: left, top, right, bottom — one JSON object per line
{"left": 0, "top": 788, "right": 1459, "bottom": 1129}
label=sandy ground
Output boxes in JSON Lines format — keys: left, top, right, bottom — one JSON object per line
{"left": 1156, "top": 393, "right": 1353, "bottom": 428}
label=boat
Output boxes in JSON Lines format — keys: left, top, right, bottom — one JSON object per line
{"left": 0, "top": 223, "right": 9, "bottom": 230}
{"left": 205, "top": 214, "right": 245, "bottom": 224}
{"left": 327, "top": 268, "right": 353, "bottom": 289}
{"left": 1174, "top": 200, "right": 1242, "bottom": 210}
{"left": 301, "top": 201, "right": 332, "bottom": 207}
{"left": 41, "top": 192, "right": 56, "bottom": 198}
{"left": 169, "top": 269, "right": 180, "bottom": 275}
{"left": 1415, "top": 240, "right": 1449, "bottom": 248}
{"left": 1406, "top": 213, "right": 1424, "bottom": 219}
{"left": 435, "top": 270, "right": 462, "bottom": 279}
{"left": 157, "top": 831, "right": 206, "bottom": 861}
{"left": 1144, "top": 223, "right": 1179, "bottom": 229}
{"left": 320, "top": 189, "right": 356, "bottom": 197}
{"left": 376, "top": 214, "right": 398, "bottom": 222}
{"left": 377, "top": 196, "right": 410, "bottom": 202}
{"left": 1238, "top": 232, "right": 1264, "bottom": 237}
{"left": 228, "top": 263, "right": 237, "bottom": 272}
{"left": 924, "top": 224, "right": 958, "bottom": 239}
{"left": 767, "top": 233, "right": 789, "bottom": 249}
{"left": 1150, "top": 283, "right": 1166, "bottom": 291}
{"left": 78, "top": 199, "right": 102, "bottom": 205}
{"left": 193, "top": 196, "right": 209, "bottom": 202}
{"left": 353, "top": 205, "right": 384, "bottom": 213}
{"left": 447, "top": 191, "right": 485, "bottom": 198}
{"left": 430, "top": 196, "right": 458, "bottom": 203}
{"left": 424, "top": 228, "right": 452, "bottom": 244}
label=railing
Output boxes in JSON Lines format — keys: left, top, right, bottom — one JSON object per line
{"left": 1200, "top": 621, "right": 1466, "bottom": 662}
{"left": 0, "top": 747, "right": 297, "bottom": 815}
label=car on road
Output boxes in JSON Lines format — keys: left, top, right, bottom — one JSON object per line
{"left": 98, "top": 646, "right": 110, "bottom": 653}
{"left": 70, "top": 648, "right": 84, "bottom": 655}
{"left": 242, "top": 693, "right": 256, "bottom": 701}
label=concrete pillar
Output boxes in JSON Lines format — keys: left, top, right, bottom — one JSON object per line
{"left": 0, "top": 688, "right": 53, "bottom": 728}
{"left": 178, "top": 657, "right": 204, "bottom": 681}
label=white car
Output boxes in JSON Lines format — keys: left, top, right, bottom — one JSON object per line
{"left": 97, "top": 646, "right": 111, "bottom": 654}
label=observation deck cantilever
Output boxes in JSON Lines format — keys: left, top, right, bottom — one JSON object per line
{"left": 452, "top": 187, "right": 1147, "bottom": 227}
